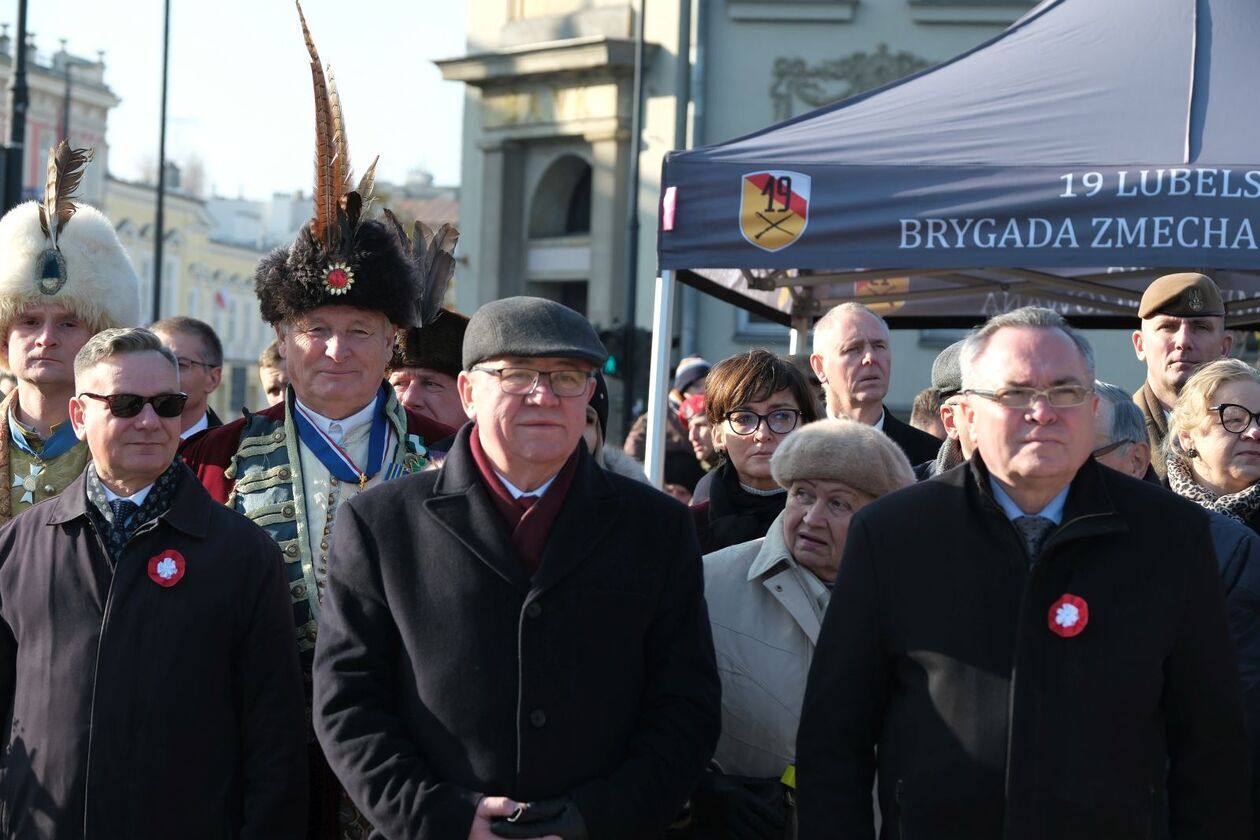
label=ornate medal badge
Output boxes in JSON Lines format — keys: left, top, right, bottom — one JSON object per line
{"left": 1187, "top": 287, "right": 1204, "bottom": 312}
{"left": 148, "top": 549, "right": 187, "bottom": 588}
{"left": 1048, "top": 593, "right": 1089, "bottom": 638}
{"left": 323, "top": 261, "right": 355, "bottom": 295}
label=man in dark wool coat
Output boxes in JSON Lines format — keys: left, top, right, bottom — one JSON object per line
{"left": 313, "top": 296, "right": 720, "bottom": 840}
{"left": 797, "top": 306, "right": 1251, "bottom": 840}
{"left": 0, "top": 328, "right": 307, "bottom": 838}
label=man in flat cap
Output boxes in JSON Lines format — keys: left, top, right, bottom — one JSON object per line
{"left": 1132, "top": 272, "right": 1232, "bottom": 478}
{"left": 313, "top": 295, "right": 720, "bottom": 840}
{"left": 0, "top": 143, "right": 140, "bottom": 524}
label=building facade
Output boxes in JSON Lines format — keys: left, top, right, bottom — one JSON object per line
{"left": 440, "top": 0, "right": 1147, "bottom": 435}
{"left": 0, "top": 36, "right": 116, "bottom": 204}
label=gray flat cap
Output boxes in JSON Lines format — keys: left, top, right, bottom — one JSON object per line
{"left": 463, "top": 296, "right": 608, "bottom": 370}
{"left": 930, "top": 340, "right": 964, "bottom": 398}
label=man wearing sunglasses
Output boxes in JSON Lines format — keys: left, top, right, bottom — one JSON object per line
{"left": 0, "top": 327, "right": 307, "bottom": 837}
{"left": 151, "top": 316, "right": 224, "bottom": 440}
{"left": 313, "top": 296, "right": 719, "bottom": 840}
{"left": 0, "top": 143, "right": 140, "bottom": 525}
{"left": 799, "top": 307, "right": 1249, "bottom": 839}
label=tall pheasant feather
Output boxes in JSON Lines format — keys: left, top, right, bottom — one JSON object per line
{"left": 37, "top": 142, "right": 93, "bottom": 249}
{"left": 296, "top": 0, "right": 340, "bottom": 255}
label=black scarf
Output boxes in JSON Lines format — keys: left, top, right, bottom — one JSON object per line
{"left": 86, "top": 461, "right": 183, "bottom": 566}
{"left": 699, "top": 460, "right": 787, "bottom": 553}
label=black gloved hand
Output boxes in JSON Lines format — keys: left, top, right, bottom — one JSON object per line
{"left": 691, "top": 770, "right": 788, "bottom": 840}
{"left": 491, "top": 797, "right": 588, "bottom": 840}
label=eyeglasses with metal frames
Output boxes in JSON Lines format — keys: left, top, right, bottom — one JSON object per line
{"left": 471, "top": 366, "right": 594, "bottom": 398}
{"left": 175, "top": 356, "right": 218, "bottom": 372}
{"left": 964, "top": 385, "right": 1094, "bottom": 409}
{"left": 724, "top": 408, "right": 802, "bottom": 436}
{"left": 80, "top": 392, "right": 189, "bottom": 419}
{"left": 1210, "top": 403, "right": 1260, "bottom": 435}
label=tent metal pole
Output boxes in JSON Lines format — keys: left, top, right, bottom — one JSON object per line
{"left": 644, "top": 271, "right": 677, "bottom": 487}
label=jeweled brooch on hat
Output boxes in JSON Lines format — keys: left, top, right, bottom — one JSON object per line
{"left": 323, "top": 261, "right": 355, "bottom": 295}
{"left": 36, "top": 143, "right": 93, "bottom": 297}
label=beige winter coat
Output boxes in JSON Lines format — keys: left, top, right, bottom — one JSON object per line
{"left": 702, "top": 511, "right": 830, "bottom": 779}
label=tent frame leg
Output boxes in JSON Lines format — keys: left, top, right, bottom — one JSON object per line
{"left": 644, "top": 271, "right": 677, "bottom": 487}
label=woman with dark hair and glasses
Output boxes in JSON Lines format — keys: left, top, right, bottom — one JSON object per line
{"left": 690, "top": 349, "right": 820, "bottom": 553}
{"left": 1167, "top": 358, "right": 1260, "bottom": 533}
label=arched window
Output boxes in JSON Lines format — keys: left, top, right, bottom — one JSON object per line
{"left": 529, "top": 155, "right": 592, "bottom": 238}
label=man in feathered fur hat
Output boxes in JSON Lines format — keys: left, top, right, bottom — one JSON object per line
{"left": 0, "top": 143, "right": 140, "bottom": 524}
{"left": 180, "top": 5, "right": 456, "bottom": 837}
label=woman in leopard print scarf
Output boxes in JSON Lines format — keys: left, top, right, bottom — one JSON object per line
{"left": 1166, "top": 358, "right": 1260, "bottom": 531}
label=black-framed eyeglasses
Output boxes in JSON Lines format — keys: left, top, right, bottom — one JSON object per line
{"left": 1210, "top": 403, "right": 1260, "bottom": 435}
{"left": 80, "top": 392, "right": 188, "bottom": 419}
{"left": 1091, "top": 439, "right": 1134, "bottom": 459}
{"left": 964, "top": 385, "right": 1093, "bottom": 409}
{"left": 175, "top": 356, "right": 218, "bottom": 373}
{"left": 471, "top": 366, "right": 593, "bottom": 398}
{"left": 724, "top": 408, "right": 802, "bottom": 436}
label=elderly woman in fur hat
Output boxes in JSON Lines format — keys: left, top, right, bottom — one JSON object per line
{"left": 693, "top": 418, "right": 914, "bottom": 838}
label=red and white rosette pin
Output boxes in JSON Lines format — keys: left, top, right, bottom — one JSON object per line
{"left": 148, "top": 549, "right": 187, "bottom": 588}
{"left": 1048, "top": 593, "right": 1088, "bottom": 638}
{"left": 323, "top": 262, "right": 355, "bottom": 296}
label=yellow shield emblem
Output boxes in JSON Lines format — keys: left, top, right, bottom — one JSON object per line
{"left": 740, "top": 170, "right": 810, "bottom": 253}
{"left": 855, "top": 277, "right": 908, "bottom": 314}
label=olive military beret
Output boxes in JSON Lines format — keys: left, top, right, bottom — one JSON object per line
{"left": 1138, "top": 272, "right": 1224, "bottom": 319}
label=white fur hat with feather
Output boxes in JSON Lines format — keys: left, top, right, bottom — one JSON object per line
{"left": 0, "top": 145, "right": 140, "bottom": 363}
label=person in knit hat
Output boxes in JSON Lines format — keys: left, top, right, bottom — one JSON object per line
{"left": 622, "top": 355, "right": 710, "bottom": 494}
{"left": 696, "top": 418, "right": 913, "bottom": 836}
{"left": 0, "top": 142, "right": 139, "bottom": 523}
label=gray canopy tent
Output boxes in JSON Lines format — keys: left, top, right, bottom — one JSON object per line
{"left": 643, "top": 0, "right": 1260, "bottom": 482}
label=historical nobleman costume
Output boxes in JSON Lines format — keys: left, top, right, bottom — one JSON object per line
{"left": 0, "top": 143, "right": 140, "bottom": 523}
{"left": 180, "top": 4, "right": 456, "bottom": 837}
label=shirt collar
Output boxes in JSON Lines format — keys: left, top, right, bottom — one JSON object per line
{"left": 180, "top": 412, "right": 209, "bottom": 440}
{"left": 872, "top": 408, "right": 885, "bottom": 431}
{"left": 988, "top": 477, "right": 1069, "bottom": 525}
{"left": 102, "top": 482, "right": 155, "bottom": 507}
{"left": 294, "top": 393, "right": 379, "bottom": 440}
{"left": 826, "top": 405, "right": 886, "bottom": 430}
{"left": 495, "top": 471, "right": 559, "bottom": 499}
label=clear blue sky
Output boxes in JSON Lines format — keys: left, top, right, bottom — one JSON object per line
{"left": 19, "top": 0, "right": 467, "bottom": 199}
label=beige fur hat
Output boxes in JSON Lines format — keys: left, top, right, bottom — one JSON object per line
{"left": 0, "top": 150, "right": 140, "bottom": 362}
{"left": 770, "top": 417, "right": 915, "bottom": 499}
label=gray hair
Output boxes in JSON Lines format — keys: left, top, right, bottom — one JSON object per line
{"left": 1094, "top": 381, "right": 1147, "bottom": 445}
{"left": 811, "top": 301, "right": 888, "bottom": 355}
{"left": 959, "top": 307, "right": 1095, "bottom": 389}
{"left": 74, "top": 327, "right": 180, "bottom": 382}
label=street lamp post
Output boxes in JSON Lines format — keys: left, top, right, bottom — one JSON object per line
{"left": 152, "top": 0, "right": 171, "bottom": 321}
{"left": 4, "top": 0, "right": 30, "bottom": 212}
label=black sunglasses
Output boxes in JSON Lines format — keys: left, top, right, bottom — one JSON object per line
{"left": 80, "top": 392, "right": 188, "bottom": 419}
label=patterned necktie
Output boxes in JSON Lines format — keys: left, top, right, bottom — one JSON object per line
{"left": 109, "top": 499, "right": 140, "bottom": 529}
{"left": 1013, "top": 515, "right": 1056, "bottom": 562}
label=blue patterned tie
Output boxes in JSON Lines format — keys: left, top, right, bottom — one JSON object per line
{"left": 109, "top": 499, "right": 139, "bottom": 529}
{"left": 1014, "top": 515, "right": 1056, "bottom": 562}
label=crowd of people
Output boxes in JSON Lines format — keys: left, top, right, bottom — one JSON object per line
{"left": 0, "top": 8, "right": 1257, "bottom": 840}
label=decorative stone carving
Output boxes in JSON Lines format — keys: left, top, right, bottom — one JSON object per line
{"left": 770, "top": 43, "right": 931, "bottom": 120}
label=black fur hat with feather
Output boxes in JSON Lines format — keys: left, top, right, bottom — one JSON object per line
{"left": 256, "top": 1, "right": 420, "bottom": 329}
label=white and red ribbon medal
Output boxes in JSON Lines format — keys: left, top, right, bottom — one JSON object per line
{"left": 148, "top": 549, "right": 187, "bottom": 588}
{"left": 1048, "top": 593, "right": 1088, "bottom": 638}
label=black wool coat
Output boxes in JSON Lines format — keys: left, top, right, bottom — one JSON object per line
{"left": 796, "top": 455, "right": 1250, "bottom": 840}
{"left": 313, "top": 425, "right": 721, "bottom": 840}
{"left": 0, "top": 465, "right": 308, "bottom": 839}
{"left": 880, "top": 407, "right": 943, "bottom": 465}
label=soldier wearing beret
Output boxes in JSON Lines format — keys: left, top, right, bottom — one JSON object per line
{"left": 313, "top": 295, "right": 720, "bottom": 840}
{"left": 1132, "top": 272, "right": 1232, "bottom": 478}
